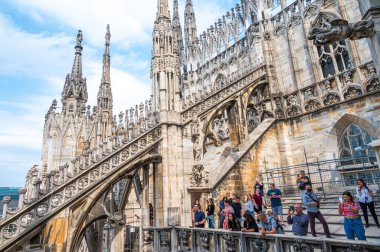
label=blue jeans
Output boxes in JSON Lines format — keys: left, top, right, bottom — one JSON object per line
{"left": 206, "top": 215, "right": 215, "bottom": 229}
{"left": 249, "top": 211, "right": 255, "bottom": 218}
{"left": 344, "top": 218, "right": 366, "bottom": 241}
{"left": 272, "top": 205, "right": 283, "bottom": 218}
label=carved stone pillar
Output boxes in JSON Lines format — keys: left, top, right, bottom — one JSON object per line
{"left": 178, "top": 229, "right": 191, "bottom": 251}
{"left": 18, "top": 188, "right": 26, "bottom": 209}
{"left": 199, "top": 231, "right": 210, "bottom": 252}
{"left": 159, "top": 230, "right": 170, "bottom": 252}
{"left": 2, "top": 196, "right": 11, "bottom": 219}
{"left": 143, "top": 231, "right": 154, "bottom": 252}
{"left": 49, "top": 170, "right": 56, "bottom": 190}
{"left": 34, "top": 179, "right": 42, "bottom": 199}
{"left": 222, "top": 233, "right": 236, "bottom": 252}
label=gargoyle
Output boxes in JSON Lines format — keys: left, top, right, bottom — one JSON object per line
{"left": 308, "top": 19, "right": 375, "bottom": 46}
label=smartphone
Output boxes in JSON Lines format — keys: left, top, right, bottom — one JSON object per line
{"left": 339, "top": 197, "right": 343, "bottom": 204}
{"left": 289, "top": 206, "right": 295, "bottom": 212}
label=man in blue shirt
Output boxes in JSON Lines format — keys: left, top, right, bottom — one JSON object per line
{"left": 257, "top": 212, "right": 281, "bottom": 235}
{"left": 303, "top": 185, "right": 332, "bottom": 238}
{"left": 267, "top": 183, "right": 284, "bottom": 224}
{"left": 287, "top": 204, "right": 309, "bottom": 236}
{"left": 193, "top": 204, "right": 206, "bottom": 228}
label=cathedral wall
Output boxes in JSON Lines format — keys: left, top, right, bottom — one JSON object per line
{"left": 213, "top": 126, "right": 281, "bottom": 198}
{"left": 288, "top": 22, "right": 314, "bottom": 89}
{"left": 212, "top": 93, "right": 380, "bottom": 203}
{"left": 272, "top": 30, "right": 296, "bottom": 94}
{"left": 280, "top": 94, "right": 380, "bottom": 161}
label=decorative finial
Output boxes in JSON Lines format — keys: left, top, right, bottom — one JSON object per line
{"left": 76, "top": 30, "right": 83, "bottom": 47}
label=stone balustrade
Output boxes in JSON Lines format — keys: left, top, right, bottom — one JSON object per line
{"left": 182, "top": 63, "right": 267, "bottom": 124}
{"left": 183, "top": 60, "right": 379, "bottom": 128}
{"left": 141, "top": 227, "right": 380, "bottom": 252}
{"left": 0, "top": 123, "right": 162, "bottom": 250}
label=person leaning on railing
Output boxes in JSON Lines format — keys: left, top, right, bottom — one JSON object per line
{"left": 192, "top": 204, "right": 206, "bottom": 228}
{"left": 241, "top": 210, "right": 259, "bottom": 232}
{"left": 257, "top": 212, "right": 284, "bottom": 235}
{"left": 339, "top": 191, "right": 366, "bottom": 241}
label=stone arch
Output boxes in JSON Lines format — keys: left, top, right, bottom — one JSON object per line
{"left": 245, "top": 82, "right": 271, "bottom": 132}
{"left": 328, "top": 113, "right": 378, "bottom": 139}
{"left": 202, "top": 100, "right": 240, "bottom": 152}
{"left": 69, "top": 155, "right": 160, "bottom": 252}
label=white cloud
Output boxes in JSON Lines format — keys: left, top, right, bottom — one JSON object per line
{"left": 10, "top": 0, "right": 157, "bottom": 48}
{"left": 0, "top": 0, "right": 241, "bottom": 186}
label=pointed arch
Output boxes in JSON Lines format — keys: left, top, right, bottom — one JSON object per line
{"left": 328, "top": 113, "right": 378, "bottom": 139}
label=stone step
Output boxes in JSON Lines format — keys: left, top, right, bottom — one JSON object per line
{"left": 283, "top": 222, "right": 380, "bottom": 241}
{"left": 281, "top": 213, "right": 380, "bottom": 225}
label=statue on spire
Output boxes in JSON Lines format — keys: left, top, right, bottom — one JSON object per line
{"left": 76, "top": 30, "right": 83, "bottom": 47}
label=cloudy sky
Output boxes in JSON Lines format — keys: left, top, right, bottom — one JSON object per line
{"left": 0, "top": 0, "right": 240, "bottom": 187}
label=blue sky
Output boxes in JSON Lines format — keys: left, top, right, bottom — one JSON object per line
{"left": 0, "top": 0, "right": 240, "bottom": 187}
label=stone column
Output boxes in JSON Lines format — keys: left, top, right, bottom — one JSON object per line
{"left": 2, "top": 196, "right": 11, "bottom": 219}
{"left": 18, "top": 188, "right": 26, "bottom": 209}
{"left": 369, "top": 139, "right": 380, "bottom": 165}
{"left": 49, "top": 170, "right": 56, "bottom": 190}
{"left": 35, "top": 179, "right": 42, "bottom": 199}
{"left": 359, "top": 0, "right": 380, "bottom": 73}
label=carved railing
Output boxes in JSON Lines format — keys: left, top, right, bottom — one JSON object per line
{"left": 0, "top": 123, "right": 162, "bottom": 250}
{"left": 142, "top": 227, "right": 380, "bottom": 252}
{"left": 182, "top": 63, "right": 267, "bottom": 124}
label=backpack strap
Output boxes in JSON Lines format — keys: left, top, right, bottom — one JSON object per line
{"left": 307, "top": 193, "right": 320, "bottom": 208}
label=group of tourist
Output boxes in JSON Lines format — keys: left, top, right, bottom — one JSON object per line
{"left": 191, "top": 171, "right": 379, "bottom": 242}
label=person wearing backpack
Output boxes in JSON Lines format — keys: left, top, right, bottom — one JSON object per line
{"left": 257, "top": 212, "right": 283, "bottom": 235}
{"left": 303, "top": 185, "right": 332, "bottom": 238}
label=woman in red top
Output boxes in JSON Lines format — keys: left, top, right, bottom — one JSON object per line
{"left": 338, "top": 191, "right": 366, "bottom": 241}
{"left": 253, "top": 189, "right": 263, "bottom": 214}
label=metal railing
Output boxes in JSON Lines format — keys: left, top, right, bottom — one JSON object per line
{"left": 262, "top": 155, "right": 379, "bottom": 198}
{"left": 139, "top": 226, "right": 380, "bottom": 252}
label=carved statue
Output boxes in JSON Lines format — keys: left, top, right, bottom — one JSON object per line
{"left": 193, "top": 138, "right": 202, "bottom": 162}
{"left": 190, "top": 164, "right": 206, "bottom": 187}
{"left": 308, "top": 19, "right": 375, "bottom": 46}
{"left": 76, "top": 30, "right": 83, "bottom": 47}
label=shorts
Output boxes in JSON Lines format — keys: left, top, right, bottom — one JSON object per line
{"left": 272, "top": 205, "right": 283, "bottom": 217}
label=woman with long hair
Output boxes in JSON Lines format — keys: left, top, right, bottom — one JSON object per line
{"left": 206, "top": 198, "right": 215, "bottom": 229}
{"left": 227, "top": 213, "right": 241, "bottom": 231}
{"left": 241, "top": 210, "right": 259, "bottom": 232}
{"left": 221, "top": 200, "right": 235, "bottom": 229}
{"left": 356, "top": 179, "right": 380, "bottom": 228}
{"left": 339, "top": 191, "right": 366, "bottom": 241}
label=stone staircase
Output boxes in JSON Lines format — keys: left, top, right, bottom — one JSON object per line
{"left": 279, "top": 194, "right": 380, "bottom": 243}
{"left": 0, "top": 124, "right": 162, "bottom": 251}
{"left": 207, "top": 118, "right": 276, "bottom": 190}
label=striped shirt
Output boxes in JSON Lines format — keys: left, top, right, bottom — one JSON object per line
{"left": 340, "top": 202, "right": 360, "bottom": 218}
